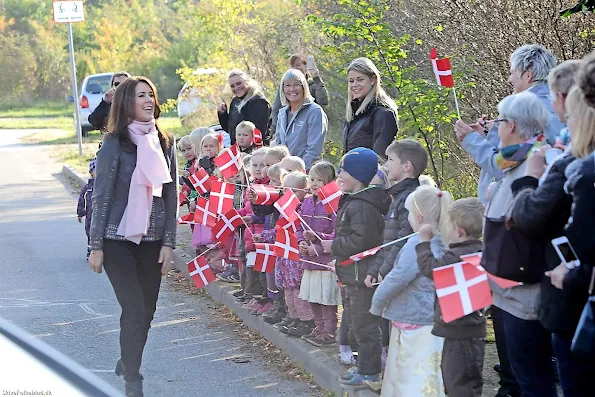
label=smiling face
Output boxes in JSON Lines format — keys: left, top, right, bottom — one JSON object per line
{"left": 309, "top": 170, "right": 325, "bottom": 196}
{"left": 229, "top": 75, "right": 248, "bottom": 98}
{"left": 134, "top": 82, "right": 155, "bottom": 122}
{"left": 235, "top": 126, "right": 254, "bottom": 149}
{"left": 262, "top": 153, "right": 281, "bottom": 178}
{"left": 337, "top": 169, "right": 363, "bottom": 193}
{"left": 283, "top": 79, "right": 305, "bottom": 106}
{"left": 348, "top": 70, "right": 375, "bottom": 101}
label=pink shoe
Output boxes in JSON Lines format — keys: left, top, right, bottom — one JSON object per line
{"left": 256, "top": 302, "right": 274, "bottom": 314}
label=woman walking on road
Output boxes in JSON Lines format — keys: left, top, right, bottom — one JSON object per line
{"left": 217, "top": 70, "right": 271, "bottom": 145}
{"left": 88, "top": 76, "right": 178, "bottom": 397}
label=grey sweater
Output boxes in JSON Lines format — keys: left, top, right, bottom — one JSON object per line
{"left": 370, "top": 234, "right": 446, "bottom": 325}
{"left": 89, "top": 133, "right": 178, "bottom": 250}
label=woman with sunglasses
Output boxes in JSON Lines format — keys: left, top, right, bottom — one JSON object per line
{"left": 89, "top": 71, "right": 131, "bottom": 132}
{"left": 89, "top": 76, "right": 177, "bottom": 397}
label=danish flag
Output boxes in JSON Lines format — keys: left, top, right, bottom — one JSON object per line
{"left": 177, "top": 212, "right": 195, "bottom": 224}
{"left": 214, "top": 143, "right": 243, "bottom": 179}
{"left": 274, "top": 189, "right": 300, "bottom": 223}
{"left": 254, "top": 243, "right": 276, "bottom": 273}
{"left": 274, "top": 229, "right": 300, "bottom": 261}
{"left": 461, "top": 253, "right": 523, "bottom": 289}
{"left": 339, "top": 246, "right": 381, "bottom": 266}
{"left": 189, "top": 167, "right": 214, "bottom": 194}
{"left": 276, "top": 217, "right": 299, "bottom": 234}
{"left": 211, "top": 208, "right": 243, "bottom": 242}
{"left": 194, "top": 197, "right": 217, "bottom": 228}
{"left": 317, "top": 181, "right": 343, "bottom": 215}
{"left": 179, "top": 191, "right": 188, "bottom": 206}
{"left": 187, "top": 255, "right": 216, "bottom": 289}
{"left": 253, "top": 128, "right": 263, "bottom": 146}
{"left": 208, "top": 180, "right": 235, "bottom": 215}
{"left": 433, "top": 261, "right": 493, "bottom": 323}
{"left": 252, "top": 184, "right": 281, "bottom": 205}
{"left": 430, "top": 48, "right": 454, "bottom": 88}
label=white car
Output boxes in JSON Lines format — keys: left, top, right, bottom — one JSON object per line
{"left": 68, "top": 72, "right": 114, "bottom": 136}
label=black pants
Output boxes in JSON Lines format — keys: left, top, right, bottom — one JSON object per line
{"left": 345, "top": 284, "right": 381, "bottom": 375}
{"left": 379, "top": 317, "right": 390, "bottom": 347}
{"left": 103, "top": 240, "right": 163, "bottom": 380}
{"left": 491, "top": 306, "right": 520, "bottom": 396}
{"left": 339, "top": 287, "right": 357, "bottom": 350}
{"left": 442, "top": 338, "right": 485, "bottom": 397}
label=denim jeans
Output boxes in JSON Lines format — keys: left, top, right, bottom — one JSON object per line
{"left": 491, "top": 306, "right": 520, "bottom": 396}
{"left": 501, "top": 311, "right": 556, "bottom": 397}
{"left": 551, "top": 332, "right": 595, "bottom": 397}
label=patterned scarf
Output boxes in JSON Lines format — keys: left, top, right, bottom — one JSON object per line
{"left": 495, "top": 135, "right": 545, "bottom": 171}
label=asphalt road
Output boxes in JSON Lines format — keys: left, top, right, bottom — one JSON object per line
{"left": 0, "top": 130, "right": 318, "bottom": 397}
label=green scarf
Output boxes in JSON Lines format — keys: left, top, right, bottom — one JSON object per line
{"left": 495, "top": 135, "right": 545, "bottom": 170}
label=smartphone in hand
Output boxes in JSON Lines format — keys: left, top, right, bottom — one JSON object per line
{"left": 551, "top": 236, "right": 580, "bottom": 269}
{"left": 307, "top": 56, "right": 315, "bottom": 70}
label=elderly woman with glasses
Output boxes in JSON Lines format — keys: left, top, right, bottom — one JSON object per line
{"left": 272, "top": 69, "right": 328, "bottom": 171}
{"left": 480, "top": 91, "right": 558, "bottom": 397}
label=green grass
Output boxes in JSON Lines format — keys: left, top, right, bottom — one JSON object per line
{"left": 0, "top": 101, "right": 72, "bottom": 118}
{"left": 0, "top": 117, "right": 74, "bottom": 130}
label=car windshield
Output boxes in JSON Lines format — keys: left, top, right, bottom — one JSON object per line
{"left": 85, "top": 76, "right": 112, "bottom": 94}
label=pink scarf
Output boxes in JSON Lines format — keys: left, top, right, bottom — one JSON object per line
{"left": 117, "top": 119, "right": 172, "bottom": 244}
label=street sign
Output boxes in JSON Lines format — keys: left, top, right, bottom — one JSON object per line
{"left": 53, "top": 1, "right": 84, "bottom": 24}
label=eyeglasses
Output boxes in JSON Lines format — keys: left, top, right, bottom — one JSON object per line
{"left": 493, "top": 118, "right": 509, "bottom": 127}
{"left": 283, "top": 83, "right": 303, "bottom": 90}
{"left": 112, "top": 81, "right": 121, "bottom": 87}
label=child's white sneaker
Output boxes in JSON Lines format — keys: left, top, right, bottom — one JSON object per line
{"left": 337, "top": 352, "right": 357, "bottom": 366}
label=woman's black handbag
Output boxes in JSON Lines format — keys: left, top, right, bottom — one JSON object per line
{"left": 481, "top": 217, "right": 545, "bottom": 283}
{"left": 571, "top": 268, "right": 595, "bottom": 356}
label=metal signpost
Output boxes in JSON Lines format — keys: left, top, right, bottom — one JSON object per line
{"left": 53, "top": 1, "right": 85, "bottom": 155}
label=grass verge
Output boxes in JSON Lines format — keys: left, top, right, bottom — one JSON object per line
{"left": 0, "top": 101, "right": 72, "bottom": 118}
{"left": 0, "top": 117, "right": 74, "bottom": 130}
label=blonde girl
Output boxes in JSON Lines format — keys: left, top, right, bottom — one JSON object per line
{"left": 299, "top": 161, "right": 341, "bottom": 346}
{"left": 189, "top": 127, "right": 215, "bottom": 157}
{"left": 198, "top": 133, "right": 223, "bottom": 176}
{"left": 370, "top": 185, "right": 451, "bottom": 397}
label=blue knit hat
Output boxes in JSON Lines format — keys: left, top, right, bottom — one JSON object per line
{"left": 340, "top": 147, "right": 379, "bottom": 185}
{"left": 89, "top": 157, "right": 97, "bottom": 174}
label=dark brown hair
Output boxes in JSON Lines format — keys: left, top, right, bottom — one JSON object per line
{"left": 386, "top": 139, "right": 428, "bottom": 178}
{"left": 106, "top": 76, "right": 170, "bottom": 149}
{"left": 110, "top": 71, "right": 131, "bottom": 86}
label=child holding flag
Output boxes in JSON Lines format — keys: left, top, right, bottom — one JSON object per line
{"left": 298, "top": 161, "right": 341, "bottom": 346}
{"left": 332, "top": 147, "right": 390, "bottom": 388}
{"left": 416, "top": 197, "right": 486, "bottom": 397}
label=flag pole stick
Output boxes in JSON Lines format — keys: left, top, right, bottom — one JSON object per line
{"left": 193, "top": 242, "right": 221, "bottom": 261}
{"left": 295, "top": 213, "right": 324, "bottom": 242}
{"left": 301, "top": 259, "right": 335, "bottom": 271}
{"left": 378, "top": 232, "right": 419, "bottom": 250}
{"left": 452, "top": 88, "right": 461, "bottom": 120}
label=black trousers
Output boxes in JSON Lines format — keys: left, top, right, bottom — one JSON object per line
{"left": 442, "top": 338, "right": 485, "bottom": 397}
{"left": 345, "top": 284, "right": 381, "bottom": 375}
{"left": 103, "top": 240, "right": 163, "bottom": 380}
{"left": 491, "top": 306, "right": 521, "bottom": 396}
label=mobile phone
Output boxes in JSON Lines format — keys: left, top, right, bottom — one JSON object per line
{"left": 551, "top": 237, "right": 580, "bottom": 268}
{"left": 307, "top": 56, "right": 315, "bottom": 70}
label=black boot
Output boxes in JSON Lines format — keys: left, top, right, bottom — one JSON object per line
{"left": 124, "top": 378, "right": 144, "bottom": 397}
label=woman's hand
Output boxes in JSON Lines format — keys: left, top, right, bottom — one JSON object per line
{"left": 454, "top": 120, "right": 475, "bottom": 142}
{"left": 526, "top": 146, "right": 548, "bottom": 179}
{"left": 89, "top": 250, "right": 104, "bottom": 273}
{"left": 217, "top": 103, "right": 227, "bottom": 114}
{"left": 364, "top": 275, "right": 377, "bottom": 288}
{"left": 545, "top": 263, "right": 570, "bottom": 290}
{"left": 159, "top": 246, "right": 174, "bottom": 275}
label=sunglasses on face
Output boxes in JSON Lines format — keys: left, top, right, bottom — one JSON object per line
{"left": 112, "top": 82, "right": 121, "bottom": 87}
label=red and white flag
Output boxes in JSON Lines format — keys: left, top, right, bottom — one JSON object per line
{"left": 254, "top": 243, "right": 276, "bottom": 273}
{"left": 430, "top": 48, "right": 454, "bottom": 88}
{"left": 187, "top": 255, "right": 216, "bottom": 289}
{"left": 433, "top": 261, "right": 493, "bottom": 323}
{"left": 253, "top": 128, "right": 263, "bottom": 146}
{"left": 194, "top": 197, "right": 217, "bottom": 228}
{"left": 274, "top": 189, "right": 300, "bottom": 222}
{"left": 274, "top": 229, "right": 300, "bottom": 261}
{"left": 208, "top": 180, "right": 235, "bottom": 215}
{"left": 189, "top": 167, "right": 214, "bottom": 194}
{"left": 317, "top": 181, "right": 342, "bottom": 215}
{"left": 460, "top": 253, "right": 523, "bottom": 289}
{"left": 251, "top": 184, "right": 281, "bottom": 205}
{"left": 276, "top": 217, "right": 299, "bottom": 234}
{"left": 179, "top": 191, "right": 188, "bottom": 206}
{"left": 339, "top": 246, "right": 381, "bottom": 266}
{"left": 177, "top": 212, "right": 195, "bottom": 224}
{"left": 214, "top": 143, "right": 243, "bottom": 179}
{"left": 211, "top": 208, "right": 243, "bottom": 242}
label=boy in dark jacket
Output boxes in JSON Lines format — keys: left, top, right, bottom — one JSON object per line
{"left": 77, "top": 158, "right": 96, "bottom": 258}
{"left": 331, "top": 147, "right": 390, "bottom": 388}
{"left": 416, "top": 197, "right": 486, "bottom": 397}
